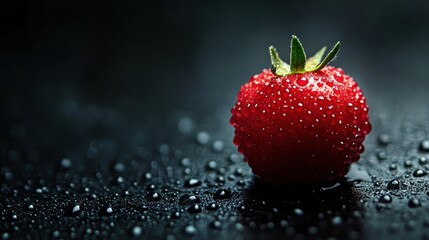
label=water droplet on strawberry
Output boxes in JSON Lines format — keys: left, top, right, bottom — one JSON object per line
{"left": 333, "top": 71, "right": 344, "bottom": 82}
{"left": 296, "top": 77, "right": 308, "bottom": 86}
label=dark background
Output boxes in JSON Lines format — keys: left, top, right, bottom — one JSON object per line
{"left": 2, "top": 1, "right": 429, "bottom": 239}
{"left": 3, "top": 0, "right": 429, "bottom": 126}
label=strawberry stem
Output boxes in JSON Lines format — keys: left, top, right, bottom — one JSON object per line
{"left": 269, "top": 36, "right": 340, "bottom": 76}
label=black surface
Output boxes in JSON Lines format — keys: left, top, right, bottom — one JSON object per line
{"left": 2, "top": 1, "right": 429, "bottom": 240}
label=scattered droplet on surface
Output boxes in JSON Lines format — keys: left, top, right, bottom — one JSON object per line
{"left": 387, "top": 179, "right": 400, "bottom": 190}
{"left": 412, "top": 169, "right": 427, "bottom": 177}
{"left": 196, "top": 131, "right": 210, "bottom": 145}
{"left": 100, "top": 206, "right": 113, "bottom": 216}
{"left": 65, "top": 203, "right": 81, "bottom": 216}
{"left": 379, "top": 195, "right": 392, "bottom": 203}
{"left": 212, "top": 140, "right": 224, "bottom": 152}
{"left": 210, "top": 220, "right": 222, "bottom": 229}
{"left": 419, "top": 140, "right": 429, "bottom": 152}
{"left": 408, "top": 198, "right": 421, "bottom": 208}
{"left": 60, "top": 158, "right": 73, "bottom": 169}
{"left": 148, "top": 192, "right": 162, "bottom": 201}
{"left": 213, "top": 189, "right": 232, "bottom": 200}
{"left": 184, "top": 178, "right": 202, "bottom": 188}
{"left": 187, "top": 203, "right": 202, "bottom": 213}
{"left": 206, "top": 202, "right": 219, "bottom": 211}
{"left": 179, "top": 194, "right": 201, "bottom": 205}
{"left": 404, "top": 160, "right": 413, "bottom": 168}
{"left": 418, "top": 157, "right": 428, "bottom": 165}
{"left": 177, "top": 117, "right": 194, "bottom": 134}
{"left": 132, "top": 226, "right": 143, "bottom": 236}
{"left": 184, "top": 225, "right": 197, "bottom": 235}
{"left": 294, "top": 208, "right": 304, "bottom": 216}
{"left": 206, "top": 161, "right": 218, "bottom": 170}
{"left": 377, "top": 134, "right": 390, "bottom": 146}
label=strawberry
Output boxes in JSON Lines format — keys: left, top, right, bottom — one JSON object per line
{"left": 230, "top": 36, "right": 371, "bottom": 185}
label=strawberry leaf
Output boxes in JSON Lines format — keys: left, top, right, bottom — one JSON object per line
{"left": 314, "top": 41, "right": 340, "bottom": 71}
{"left": 305, "top": 46, "right": 326, "bottom": 70}
{"left": 290, "top": 35, "right": 307, "bottom": 73}
{"left": 269, "top": 46, "right": 290, "bottom": 76}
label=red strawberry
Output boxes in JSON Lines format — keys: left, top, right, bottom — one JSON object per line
{"left": 230, "top": 36, "right": 371, "bottom": 185}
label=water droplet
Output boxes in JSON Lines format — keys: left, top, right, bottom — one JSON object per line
{"left": 100, "top": 206, "right": 113, "bottom": 216}
{"left": 294, "top": 208, "right": 304, "bottom": 216}
{"left": 180, "top": 158, "right": 191, "bottom": 167}
{"left": 65, "top": 203, "right": 81, "bottom": 216}
{"left": 148, "top": 192, "right": 162, "bottom": 201}
{"left": 404, "top": 160, "right": 413, "bottom": 168}
{"left": 177, "top": 117, "right": 194, "bottom": 134}
{"left": 331, "top": 216, "right": 343, "bottom": 225}
{"left": 408, "top": 198, "right": 421, "bottom": 208}
{"left": 296, "top": 77, "right": 308, "bottom": 86}
{"left": 236, "top": 180, "right": 246, "bottom": 186}
{"left": 144, "top": 172, "right": 152, "bottom": 180}
{"left": 196, "top": 131, "right": 210, "bottom": 145}
{"left": 113, "top": 162, "right": 125, "bottom": 172}
{"left": 2, "top": 232, "right": 10, "bottom": 240}
{"left": 213, "top": 189, "right": 232, "bottom": 200}
{"left": 333, "top": 72, "right": 344, "bottom": 83}
{"left": 413, "top": 169, "right": 427, "bottom": 177}
{"left": 378, "top": 134, "right": 390, "bottom": 146}
{"left": 388, "top": 164, "right": 397, "bottom": 171}
{"left": 379, "top": 195, "right": 392, "bottom": 203}
{"left": 184, "top": 178, "right": 202, "bottom": 188}
{"left": 387, "top": 179, "right": 400, "bottom": 189}
{"left": 235, "top": 223, "right": 244, "bottom": 231}
{"left": 24, "top": 203, "right": 35, "bottom": 211}
{"left": 419, "top": 140, "right": 429, "bottom": 152}
{"left": 170, "top": 211, "right": 181, "bottom": 219}
{"left": 206, "top": 202, "right": 219, "bottom": 211}
{"left": 217, "top": 176, "right": 225, "bottom": 183}
{"left": 184, "top": 225, "right": 197, "bottom": 235}
{"left": 116, "top": 176, "right": 125, "bottom": 184}
{"left": 229, "top": 153, "right": 240, "bottom": 163}
{"left": 132, "top": 226, "right": 143, "bottom": 236}
{"left": 419, "top": 157, "right": 428, "bottom": 165}
{"left": 179, "top": 194, "right": 201, "bottom": 205}
{"left": 210, "top": 220, "right": 222, "bottom": 229}
{"left": 206, "top": 161, "right": 218, "bottom": 170}
{"left": 187, "top": 203, "right": 202, "bottom": 213}
{"left": 377, "top": 151, "right": 387, "bottom": 161}
{"left": 60, "top": 158, "right": 73, "bottom": 169}
{"left": 235, "top": 168, "right": 244, "bottom": 176}
{"left": 280, "top": 220, "right": 288, "bottom": 228}
{"left": 158, "top": 144, "right": 170, "bottom": 155}
{"left": 212, "top": 140, "right": 224, "bottom": 152}
{"left": 405, "top": 220, "right": 417, "bottom": 231}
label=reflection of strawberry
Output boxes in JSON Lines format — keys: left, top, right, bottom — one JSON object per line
{"left": 230, "top": 36, "right": 371, "bottom": 185}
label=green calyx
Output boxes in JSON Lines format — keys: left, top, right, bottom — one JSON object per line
{"left": 269, "top": 35, "right": 340, "bottom": 76}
